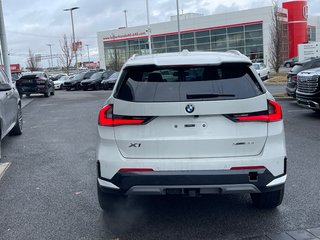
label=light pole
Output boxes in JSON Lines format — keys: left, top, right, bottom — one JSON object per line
{"left": 0, "top": 0, "right": 11, "bottom": 81}
{"left": 123, "top": 10, "right": 128, "bottom": 28}
{"left": 47, "top": 44, "right": 53, "bottom": 68}
{"left": 64, "top": 7, "right": 79, "bottom": 69}
{"left": 145, "top": 0, "right": 152, "bottom": 54}
{"left": 85, "top": 44, "right": 90, "bottom": 62}
{"left": 176, "top": 0, "right": 181, "bottom": 52}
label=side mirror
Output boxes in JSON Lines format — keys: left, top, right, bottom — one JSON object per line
{"left": 0, "top": 83, "right": 12, "bottom": 91}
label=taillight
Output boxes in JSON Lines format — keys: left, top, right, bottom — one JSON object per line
{"left": 227, "top": 100, "right": 282, "bottom": 122}
{"left": 291, "top": 75, "right": 297, "bottom": 81}
{"left": 230, "top": 166, "right": 265, "bottom": 170}
{"left": 98, "top": 105, "right": 151, "bottom": 126}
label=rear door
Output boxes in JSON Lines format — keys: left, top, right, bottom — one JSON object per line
{"left": 112, "top": 64, "right": 268, "bottom": 159}
{"left": 0, "top": 70, "right": 17, "bottom": 134}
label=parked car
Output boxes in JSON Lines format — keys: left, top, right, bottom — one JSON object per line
{"left": 0, "top": 68, "right": 23, "bottom": 156}
{"left": 296, "top": 67, "right": 320, "bottom": 113}
{"left": 286, "top": 58, "right": 320, "bottom": 98}
{"left": 49, "top": 73, "right": 67, "bottom": 81}
{"left": 96, "top": 51, "right": 287, "bottom": 211}
{"left": 80, "top": 70, "right": 114, "bottom": 90}
{"left": 54, "top": 75, "right": 73, "bottom": 90}
{"left": 16, "top": 72, "right": 54, "bottom": 98}
{"left": 63, "top": 71, "right": 97, "bottom": 90}
{"left": 252, "top": 63, "right": 270, "bottom": 80}
{"left": 101, "top": 72, "right": 119, "bottom": 90}
{"left": 284, "top": 57, "right": 298, "bottom": 68}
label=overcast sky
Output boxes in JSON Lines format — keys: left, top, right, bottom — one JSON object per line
{"left": 2, "top": 0, "right": 320, "bottom": 68}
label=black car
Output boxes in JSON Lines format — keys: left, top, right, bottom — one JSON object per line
{"left": 63, "top": 71, "right": 97, "bottom": 90}
{"left": 80, "top": 70, "right": 114, "bottom": 90}
{"left": 16, "top": 72, "right": 54, "bottom": 98}
{"left": 49, "top": 73, "right": 67, "bottom": 81}
{"left": 283, "top": 57, "right": 298, "bottom": 68}
{"left": 101, "top": 72, "right": 120, "bottom": 90}
{"left": 286, "top": 58, "right": 320, "bottom": 98}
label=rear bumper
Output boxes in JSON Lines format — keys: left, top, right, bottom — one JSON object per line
{"left": 64, "top": 82, "right": 78, "bottom": 89}
{"left": 17, "top": 86, "right": 48, "bottom": 94}
{"left": 80, "top": 82, "right": 97, "bottom": 88}
{"left": 296, "top": 94, "right": 320, "bottom": 110}
{"left": 286, "top": 86, "right": 296, "bottom": 97}
{"left": 97, "top": 163, "right": 287, "bottom": 195}
{"left": 102, "top": 81, "right": 115, "bottom": 87}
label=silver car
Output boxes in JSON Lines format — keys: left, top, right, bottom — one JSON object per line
{"left": 0, "top": 68, "right": 23, "bottom": 157}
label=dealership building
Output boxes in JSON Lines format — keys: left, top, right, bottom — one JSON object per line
{"left": 97, "top": 0, "right": 320, "bottom": 69}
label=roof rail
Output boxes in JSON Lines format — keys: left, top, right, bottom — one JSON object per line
{"left": 227, "top": 50, "right": 242, "bottom": 56}
{"left": 130, "top": 54, "right": 138, "bottom": 60}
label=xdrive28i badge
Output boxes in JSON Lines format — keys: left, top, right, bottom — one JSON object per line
{"left": 185, "top": 104, "right": 195, "bottom": 113}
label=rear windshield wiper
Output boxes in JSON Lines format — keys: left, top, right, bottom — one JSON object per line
{"left": 186, "top": 93, "right": 235, "bottom": 99}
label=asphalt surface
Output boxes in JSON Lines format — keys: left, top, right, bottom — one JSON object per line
{"left": 264, "top": 83, "right": 286, "bottom": 95}
{"left": 0, "top": 91, "right": 320, "bottom": 240}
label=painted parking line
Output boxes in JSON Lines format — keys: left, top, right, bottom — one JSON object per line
{"left": 21, "top": 99, "right": 33, "bottom": 109}
{"left": 287, "top": 109, "right": 312, "bottom": 113}
{"left": 0, "top": 162, "right": 11, "bottom": 180}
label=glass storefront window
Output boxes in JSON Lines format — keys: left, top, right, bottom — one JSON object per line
{"left": 227, "top": 26, "right": 244, "bottom": 34}
{"left": 166, "top": 34, "right": 178, "bottom": 41}
{"left": 181, "top": 38, "right": 194, "bottom": 46}
{"left": 195, "top": 30, "right": 209, "bottom": 37}
{"left": 103, "top": 23, "right": 267, "bottom": 67}
{"left": 181, "top": 32, "right": 194, "bottom": 39}
{"left": 211, "top": 28, "right": 226, "bottom": 35}
{"left": 196, "top": 36, "right": 210, "bottom": 44}
{"left": 196, "top": 43, "right": 210, "bottom": 51}
{"left": 245, "top": 24, "right": 262, "bottom": 31}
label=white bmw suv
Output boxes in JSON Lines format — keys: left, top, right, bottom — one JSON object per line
{"left": 96, "top": 51, "right": 286, "bottom": 210}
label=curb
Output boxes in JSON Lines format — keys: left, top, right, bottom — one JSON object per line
{"left": 0, "top": 162, "right": 11, "bottom": 180}
{"left": 264, "top": 82, "right": 287, "bottom": 85}
{"left": 21, "top": 99, "right": 34, "bottom": 109}
{"left": 274, "top": 97, "right": 293, "bottom": 101}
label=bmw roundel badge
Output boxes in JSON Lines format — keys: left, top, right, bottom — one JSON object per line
{"left": 185, "top": 104, "right": 195, "bottom": 113}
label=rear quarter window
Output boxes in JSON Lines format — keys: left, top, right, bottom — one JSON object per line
{"left": 114, "top": 64, "right": 264, "bottom": 102}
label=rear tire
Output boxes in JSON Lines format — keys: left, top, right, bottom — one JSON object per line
{"left": 285, "top": 63, "right": 291, "bottom": 68}
{"left": 266, "top": 73, "right": 270, "bottom": 80}
{"left": 9, "top": 105, "right": 23, "bottom": 136}
{"left": 44, "top": 89, "right": 50, "bottom": 97}
{"left": 26, "top": 94, "right": 31, "bottom": 98}
{"left": 251, "top": 186, "right": 284, "bottom": 208}
{"left": 97, "top": 182, "right": 127, "bottom": 212}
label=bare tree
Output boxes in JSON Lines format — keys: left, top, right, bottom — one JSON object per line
{"left": 26, "top": 49, "right": 40, "bottom": 72}
{"left": 106, "top": 36, "right": 125, "bottom": 71}
{"left": 60, "top": 34, "right": 74, "bottom": 74}
{"left": 269, "top": 1, "right": 288, "bottom": 73}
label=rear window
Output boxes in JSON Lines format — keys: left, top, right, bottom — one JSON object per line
{"left": 114, "top": 64, "right": 264, "bottom": 102}
{"left": 21, "top": 73, "right": 43, "bottom": 79}
{"left": 73, "top": 73, "right": 85, "bottom": 80}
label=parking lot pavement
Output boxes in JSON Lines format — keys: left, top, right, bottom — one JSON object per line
{"left": 21, "top": 97, "right": 33, "bottom": 109}
{"left": 0, "top": 91, "right": 319, "bottom": 240}
{"left": 265, "top": 83, "right": 286, "bottom": 95}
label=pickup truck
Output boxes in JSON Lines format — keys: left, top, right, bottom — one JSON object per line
{"left": 296, "top": 67, "right": 320, "bottom": 113}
